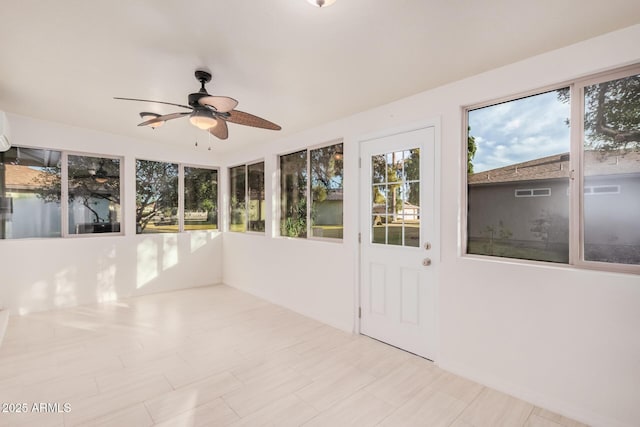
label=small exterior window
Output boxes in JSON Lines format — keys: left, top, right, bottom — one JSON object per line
{"left": 515, "top": 188, "right": 551, "bottom": 197}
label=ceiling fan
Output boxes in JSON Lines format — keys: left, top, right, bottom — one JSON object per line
{"left": 114, "top": 70, "right": 281, "bottom": 140}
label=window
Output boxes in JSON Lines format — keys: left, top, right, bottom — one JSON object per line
{"left": 582, "top": 71, "right": 639, "bottom": 265}
{"left": 68, "top": 155, "right": 121, "bottom": 234}
{"left": 136, "top": 160, "right": 218, "bottom": 234}
{"left": 229, "top": 165, "right": 247, "bottom": 232}
{"left": 466, "top": 65, "right": 640, "bottom": 272}
{"left": 514, "top": 188, "right": 551, "bottom": 198}
{"left": 247, "top": 162, "right": 265, "bottom": 232}
{"left": 371, "top": 149, "right": 420, "bottom": 246}
{"left": 136, "top": 160, "right": 178, "bottom": 234}
{"left": 1, "top": 147, "right": 124, "bottom": 239}
{"left": 229, "top": 162, "right": 264, "bottom": 233}
{"left": 184, "top": 167, "right": 218, "bottom": 231}
{"left": 0, "top": 146, "right": 62, "bottom": 239}
{"left": 280, "top": 142, "right": 343, "bottom": 240}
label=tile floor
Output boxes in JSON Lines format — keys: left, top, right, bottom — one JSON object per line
{"left": 0, "top": 285, "right": 588, "bottom": 426}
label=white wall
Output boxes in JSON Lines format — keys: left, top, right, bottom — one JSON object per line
{"left": 221, "top": 25, "right": 640, "bottom": 427}
{"left": 0, "top": 114, "right": 223, "bottom": 315}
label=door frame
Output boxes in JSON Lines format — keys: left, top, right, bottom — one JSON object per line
{"left": 356, "top": 118, "right": 442, "bottom": 362}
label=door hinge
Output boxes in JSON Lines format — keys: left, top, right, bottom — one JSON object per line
{"left": 358, "top": 232, "right": 361, "bottom": 243}
{"left": 358, "top": 307, "right": 362, "bottom": 318}
{"left": 359, "top": 157, "right": 362, "bottom": 168}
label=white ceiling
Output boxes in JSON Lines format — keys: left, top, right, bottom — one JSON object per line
{"left": 1, "top": 1, "right": 639, "bottom": 153}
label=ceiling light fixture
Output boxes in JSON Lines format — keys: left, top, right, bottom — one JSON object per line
{"left": 189, "top": 109, "right": 218, "bottom": 130}
{"left": 306, "top": 0, "right": 337, "bottom": 7}
{"left": 139, "top": 112, "right": 164, "bottom": 128}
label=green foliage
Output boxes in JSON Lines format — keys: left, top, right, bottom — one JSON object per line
{"left": 558, "top": 74, "right": 639, "bottom": 151}
{"left": 136, "top": 160, "right": 178, "bottom": 232}
{"left": 468, "top": 126, "right": 477, "bottom": 174}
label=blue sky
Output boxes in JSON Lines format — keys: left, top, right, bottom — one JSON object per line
{"left": 468, "top": 90, "right": 570, "bottom": 173}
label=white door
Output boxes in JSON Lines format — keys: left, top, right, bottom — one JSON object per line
{"left": 359, "top": 125, "right": 437, "bottom": 360}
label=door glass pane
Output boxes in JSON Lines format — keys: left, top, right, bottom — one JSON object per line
{"left": 583, "top": 73, "right": 640, "bottom": 264}
{"left": 372, "top": 155, "right": 386, "bottom": 184}
{"left": 372, "top": 216, "right": 386, "bottom": 244}
{"left": 68, "top": 155, "right": 121, "bottom": 234}
{"left": 371, "top": 149, "right": 420, "bottom": 247}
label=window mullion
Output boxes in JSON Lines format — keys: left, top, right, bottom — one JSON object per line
{"left": 178, "top": 164, "right": 184, "bottom": 232}
{"left": 306, "top": 149, "right": 311, "bottom": 239}
{"left": 60, "top": 152, "right": 69, "bottom": 237}
{"left": 569, "top": 82, "right": 583, "bottom": 267}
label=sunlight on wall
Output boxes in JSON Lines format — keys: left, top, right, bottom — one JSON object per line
{"left": 137, "top": 238, "right": 159, "bottom": 288}
{"left": 190, "top": 231, "right": 208, "bottom": 253}
{"left": 163, "top": 234, "right": 178, "bottom": 271}
{"left": 54, "top": 267, "right": 77, "bottom": 308}
{"left": 19, "top": 280, "right": 49, "bottom": 315}
{"left": 97, "top": 246, "right": 118, "bottom": 303}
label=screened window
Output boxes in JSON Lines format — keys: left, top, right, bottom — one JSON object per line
{"left": 184, "top": 167, "right": 218, "bottom": 231}
{"left": 466, "top": 65, "right": 640, "bottom": 272}
{"left": 280, "top": 141, "right": 343, "bottom": 240}
{"left": 582, "top": 72, "right": 640, "bottom": 265}
{"left": 247, "top": 162, "right": 265, "bottom": 232}
{"left": 229, "top": 165, "right": 247, "bottom": 232}
{"left": 0, "top": 147, "right": 62, "bottom": 239}
{"left": 229, "top": 162, "right": 265, "bottom": 233}
{"left": 68, "top": 155, "right": 121, "bottom": 234}
{"left": 311, "top": 144, "right": 344, "bottom": 239}
{"left": 135, "top": 160, "right": 178, "bottom": 234}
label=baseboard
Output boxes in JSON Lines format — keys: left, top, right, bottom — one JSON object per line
{"left": 437, "top": 359, "right": 633, "bottom": 427}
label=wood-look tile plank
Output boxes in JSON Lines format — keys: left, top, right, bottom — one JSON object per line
{"left": 229, "top": 394, "right": 318, "bottom": 427}
{"left": 302, "top": 391, "right": 395, "bottom": 427}
{"left": 453, "top": 388, "right": 534, "bottom": 427}
{"left": 153, "top": 398, "right": 240, "bottom": 427}
{"left": 531, "top": 407, "right": 590, "bottom": 427}
{"left": 144, "top": 372, "right": 242, "bottom": 423}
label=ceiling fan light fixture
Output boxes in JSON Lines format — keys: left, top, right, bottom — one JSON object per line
{"left": 139, "top": 112, "right": 164, "bottom": 128}
{"left": 306, "top": 0, "right": 336, "bottom": 7}
{"left": 189, "top": 110, "right": 218, "bottom": 130}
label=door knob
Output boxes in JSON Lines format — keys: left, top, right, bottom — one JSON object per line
{"left": 422, "top": 258, "right": 431, "bottom": 267}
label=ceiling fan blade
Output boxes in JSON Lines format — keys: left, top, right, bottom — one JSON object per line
{"left": 226, "top": 110, "right": 281, "bottom": 130}
{"left": 198, "top": 96, "right": 238, "bottom": 113}
{"left": 114, "top": 97, "right": 193, "bottom": 110}
{"left": 208, "top": 118, "right": 229, "bottom": 140}
{"left": 137, "top": 112, "right": 190, "bottom": 126}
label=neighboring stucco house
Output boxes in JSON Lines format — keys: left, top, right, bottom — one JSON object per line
{"left": 468, "top": 150, "right": 640, "bottom": 260}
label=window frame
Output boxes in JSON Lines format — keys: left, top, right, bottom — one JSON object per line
{"left": 278, "top": 138, "right": 344, "bottom": 242}
{"left": 135, "top": 157, "right": 219, "bottom": 234}
{"left": 0, "top": 144, "right": 125, "bottom": 239}
{"left": 462, "top": 63, "right": 640, "bottom": 275}
{"left": 64, "top": 151, "right": 125, "bottom": 238}
{"left": 183, "top": 163, "right": 220, "bottom": 232}
{"left": 228, "top": 159, "right": 265, "bottom": 234}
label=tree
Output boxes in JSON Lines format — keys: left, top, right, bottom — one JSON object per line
{"left": 34, "top": 156, "right": 120, "bottom": 223}
{"left": 468, "top": 126, "right": 477, "bottom": 174}
{"left": 558, "top": 74, "right": 640, "bottom": 151}
{"left": 136, "top": 160, "right": 178, "bottom": 232}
